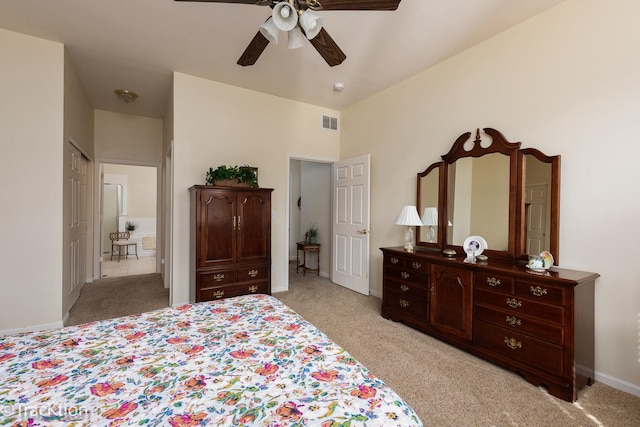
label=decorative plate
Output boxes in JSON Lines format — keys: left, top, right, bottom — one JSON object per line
{"left": 463, "top": 235, "right": 487, "bottom": 256}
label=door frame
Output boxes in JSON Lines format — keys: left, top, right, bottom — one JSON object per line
{"left": 93, "top": 158, "right": 162, "bottom": 281}
{"left": 283, "top": 154, "right": 336, "bottom": 293}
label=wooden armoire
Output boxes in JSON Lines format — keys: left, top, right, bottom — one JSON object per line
{"left": 189, "top": 186, "right": 273, "bottom": 302}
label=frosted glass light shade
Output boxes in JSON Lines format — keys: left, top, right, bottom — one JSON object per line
{"left": 299, "top": 10, "right": 323, "bottom": 39}
{"left": 272, "top": 2, "right": 298, "bottom": 32}
{"left": 288, "top": 27, "right": 307, "bottom": 49}
{"left": 395, "top": 205, "right": 423, "bottom": 226}
{"left": 259, "top": 17, "right": 280, "bottom": 44}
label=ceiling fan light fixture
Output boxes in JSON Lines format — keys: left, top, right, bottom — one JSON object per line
{"left": 288, "top": 26, "right": 307, "bottom": 49}
{"left": 272, "top": 2, "right": 298, "bottom": 32}
{"left": 299, "top": 10, "right": 323, "bottom": 39}
{"left": 114, "top": 89, "right": 138, "bottom": 103}
{"left": 259, "top": 17, "right": 280, "bottom": 44}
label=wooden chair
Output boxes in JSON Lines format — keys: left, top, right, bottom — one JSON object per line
{"left": 109, "top": 231, "right": 138, "bottom": 262}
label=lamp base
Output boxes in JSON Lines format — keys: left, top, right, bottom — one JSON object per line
{"left": 403, "top": 227, "right": 414, "bottom": 252}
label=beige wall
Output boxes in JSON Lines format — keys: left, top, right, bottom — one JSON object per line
{"left": 104, "top": 164, "right": 157, "bottom": 218}
{"left": 341, "top": 0, "right": 640, "bottom": 394}
{"left": 94, "top": 110, "right": 163, "bottom": 164}
{"left": 172, "top": 72, "right": 340, "bottom": 304}
{"left": 300, "top": 161, "right": 331, "bottom": 275}
{"left": 0, "top": 29, "right": 64, "bottom": 331}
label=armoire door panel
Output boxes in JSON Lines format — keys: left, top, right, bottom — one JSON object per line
{"left": 200, "top": 190, "right": 236, "bottom": 266}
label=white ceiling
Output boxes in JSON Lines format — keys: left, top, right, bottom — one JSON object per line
{"left": 0, "top": 0, "right": 565, "bottom": 119}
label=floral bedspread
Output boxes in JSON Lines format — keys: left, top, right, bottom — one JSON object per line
{"left": 0, "top": 294, "right": 422, "bottom": 426}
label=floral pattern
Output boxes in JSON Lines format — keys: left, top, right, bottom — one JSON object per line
{"left": 0, "top": 294, "right": 422, "bottom": 426}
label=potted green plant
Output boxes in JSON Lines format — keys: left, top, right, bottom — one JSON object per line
{"left": 206, "top": 165, "right": 258, "bottom": 188}
{"left": 125, "top": 221, "right": 137, "bottom": 232}
{"left": 305, "top": 223, "right": 319, "bottom": 244}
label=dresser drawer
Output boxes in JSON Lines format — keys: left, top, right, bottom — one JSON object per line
{"left": 198, "top": 269, "right": 238, "bottom": 288}
{"left": 382, "top": 286, "right": 429, "bottom": 320}
{"left": 237, "top": 265, "right": 269, "bottom": 282}
{"left": 383, "top": 253, "right": 430, "bottom": 274}
{"left": 474, "top": 320, "right": 564, "bottom": 376}
{"left": 475, "top": 272, "right": 515, "bottom": 293}
{"left": 516, "top": 279, "right": 565, "bottom": 306}
{"left": 384, "top": 253, "right": 405, "bottom": 268}
{"left": 384, "top": 278, "right": 429, "bottom": 300}
{"left": 384, "top": 266, "right": 428, "bottom": 287}
{"left": 474, "top": 305, "right": 563, "bottom": 345}
{"left": 474, "top": 289, "right": 563, "bottom": 325}
{"left": 199, "top": 281, "right": 269, "bottom": 301}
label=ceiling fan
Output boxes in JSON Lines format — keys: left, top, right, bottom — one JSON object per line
{"left": 174, "top": 0, "right": 402, "bottom": 67}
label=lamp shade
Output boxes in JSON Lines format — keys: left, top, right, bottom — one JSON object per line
{"left": 395, "top": 205, "right": 423, "bottom": 226}
{"left": 259, "top": 17, "right": 280, "bottom": 44}
{"left": 272, "top": 2, "right": 298, "bottom": 32}
{"left": 299, "top": 10, "right": 323, "bottom": 39}
{"left": 288, "top": 26, "right": 307, "bottom": 49}
{"left": 421, "top": 207, "right": 438, "bottom": 226}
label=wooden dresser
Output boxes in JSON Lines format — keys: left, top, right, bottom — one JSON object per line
{"left": 381, "top": 246, "right": 599, "bottom": 402}
{"left": 190, "top": 186, "right": 273, "bottom": 302}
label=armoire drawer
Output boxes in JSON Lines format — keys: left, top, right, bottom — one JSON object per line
{"left": 474, "top": 289, "right": 564, "bottom": 325}
{"left": 237, "top": 265, "right": 269, "bottom": 282}
{"left": 199, "top": 281, "right": 269, "bottom": 301}
{"left": 198, "top": 269, "right": 237, "bottom": 287}
{"left": 474, "top": 304, "right": 563, "bottom": 345}
{"left": 474, "top": 320, "right": 564, "bottom": 376}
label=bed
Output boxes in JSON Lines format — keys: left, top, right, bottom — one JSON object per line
{"left": 0, "top": 294, "right": 422, "bottom": 426}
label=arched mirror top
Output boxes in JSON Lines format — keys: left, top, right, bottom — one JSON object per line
{"left": 415, "top": 127, "right": 560, "bottom": 265}
{"left": 442, "top": 127, "right": 522, "bottom": 163}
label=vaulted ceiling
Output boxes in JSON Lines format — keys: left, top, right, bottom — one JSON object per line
{"left": 0, "top": 0, "right": 565, "bottom": 118}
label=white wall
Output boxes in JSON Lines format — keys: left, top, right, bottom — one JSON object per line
{"left": 172, "top": 72, "right": 340, "bottom": 304}
{"left": 341, "top": 0, "right": 640, "bottom": 394}
{"left": 0, "top": 29, "right": 64, "bottom": 331}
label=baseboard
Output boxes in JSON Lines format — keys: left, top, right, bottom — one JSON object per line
{"left": 369, "top": 289, "right": 382, "bottom": 299}
{"left": 0, "top": 320, "right": 65, "bottom": 336}
{"left": 595, "top": 370, "right": 640, "bottom": 397}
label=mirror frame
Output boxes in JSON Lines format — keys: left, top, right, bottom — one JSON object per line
{"left": 416, "top": 128, "right": 560, "bottom": 264}
{"left": 416, "top": 162, "right": 445, "bottom": 248}
{"left": 516, "top": 148, "right": 561, "bottom": 265}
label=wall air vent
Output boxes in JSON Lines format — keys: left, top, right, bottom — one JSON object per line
{"left": 322, "top": 115, "right": 338, "bottom": 131}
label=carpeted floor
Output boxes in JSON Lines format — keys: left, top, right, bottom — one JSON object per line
{"left": 65, "top": 266, "right": 640, "bottom": 426}
{"left": 66, "top": 273, "right": 169, "bottom": 326}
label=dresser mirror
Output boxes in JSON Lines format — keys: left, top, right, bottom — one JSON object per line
{"left": 416, "top": 128, "right": 560, "bottom": 264}
{"left": 416, "top": 162, "right": 443, "bottom": 247}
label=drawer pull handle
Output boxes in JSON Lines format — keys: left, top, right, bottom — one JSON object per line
{"left": 214, "top": 290, "right": 225, "bottom": 299}
{"left": 504, "top": 337, "right": 522, "bottom": 350}
{"left": 401, "top": 271, "right": 410, "bottom": 279}
{"left": 399, "top": 299, "right": 409, "bottom": 308}
{"left": 213, "top": 274, "right": 225, "bottom": 282}
{"left": 412, "top": 261, "right": 422, "bottom": 269}
{"left": 505, "top": 316, "right": 522, "bottom": 327}
{"left": 400, "top": 284, "right": 409, "bottom": 292}
{"left": 486, "top": 277, "right": 501, "bottom": 287}
{"left": 248, "top": 269, "right": 259, "bottom": 278}
{"left": 506, "top": 298, "right": 522, "bottom": 309}
{"left": 391, "top": 257, "right": 399, "bottom": 264}
{"left": 529, "top": 285, "right": 548, "bottom": 297}
{"left": 248, "top": 285, "right": 258, "bottom": 293}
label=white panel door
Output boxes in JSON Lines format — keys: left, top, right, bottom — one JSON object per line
{"left": 63, "top": 141, "right": 87, "bottom": 314}
{"left": 525, "top": 183, "right": 548, "bottom": 254}
{"left": 332, "top": 155, "right": 370, "bottom": 295}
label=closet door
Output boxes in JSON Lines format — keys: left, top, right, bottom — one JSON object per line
{"left": 198, "top": 188, "right": 236, "bottom": 267}
{"left": 236, "top": 190, "right": 271, "bottom": 263}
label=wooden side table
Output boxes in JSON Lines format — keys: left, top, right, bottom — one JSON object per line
{"left": 296, "top": 242, "right": 320, "bottom": 276}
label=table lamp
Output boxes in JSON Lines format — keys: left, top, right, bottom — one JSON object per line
{"left": 395, "top": 205, "right": 423, "bottom": 252}
{"left": 421, "top": 207, "right": 438, "bottom": 243}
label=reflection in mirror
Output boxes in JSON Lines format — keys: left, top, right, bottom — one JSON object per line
{"left": 416, "top": 162, "right": 442, "bottom": 247}
{"left": 447, "top": 153, "right": 510, "bottom": 252}
{"left": 519, "top": 148, "right": 560, "bottom": 264}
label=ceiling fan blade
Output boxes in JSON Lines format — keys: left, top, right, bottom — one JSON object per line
{"left": 308, "top": 28, "right": 346, "bottom": 67}
{"left": 237, "top": 31, "right": 270, "bottom": 66}
{"left": 307, "top": 0, "right": 401, "bottom": 11}
{"left": 174, "top": 1, "right": 269, "bottom": 4}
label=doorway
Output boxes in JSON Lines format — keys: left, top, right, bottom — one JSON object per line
{"left": 100, "top": 163, "right": 158, "bottom": 278}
